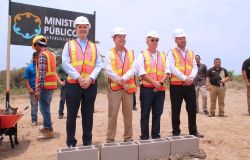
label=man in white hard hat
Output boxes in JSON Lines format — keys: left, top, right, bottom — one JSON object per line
{"left": 32, "top": 35, "right": 58, "bottom": 139}
{"left": 168, "top": 28, "right": 203, "bottom": 138}
{"left": 104, "top": 27, "right": 137, "bottom": 143}
{"left": 62, "top": 16, "right": 102, "bottom": 147}
{"left": 137, "top": 31, "right": 170, "bottom": 140}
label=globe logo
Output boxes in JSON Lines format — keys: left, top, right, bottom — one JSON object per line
{"left": 13, "top": 12, "right": 42, "bottom": 39}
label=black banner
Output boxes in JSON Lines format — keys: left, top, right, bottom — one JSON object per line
{"left": 10, "top": 2, "right": 95, "bottom": 48}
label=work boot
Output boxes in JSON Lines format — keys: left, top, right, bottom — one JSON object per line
{"left": 39, "top": 127, "right": 47, "bottom": 133}
{"left": 37, "top": 129, "right": 54, "bottom": 139}
{"left": 31, "top": 121, "right": 38, "bottom": 126}
{"left": 39, "top": 127, "right": 53, "bottom": 133}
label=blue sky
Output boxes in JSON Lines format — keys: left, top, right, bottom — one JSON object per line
{"left": 1, "top": 0, "right": 250, "bottom": 74}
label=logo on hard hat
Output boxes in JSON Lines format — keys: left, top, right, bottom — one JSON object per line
{"left": 13, "top": 12, "right": 42, "bottom": 39}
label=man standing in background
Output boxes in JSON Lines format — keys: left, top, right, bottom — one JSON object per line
{"left": 194, "top": 55, "right": 209, "bottom": 115}
{"left": 24, "top": 52, "right": 39, "bottom": 126}
{"left": 242, "top": 57, "right": 250, "bottom": 116}
{"left": 57, "top": 64, "right": 67, "bottom": 119}
{"left": 206, "top": 58, "right": 229, "bottom": 117}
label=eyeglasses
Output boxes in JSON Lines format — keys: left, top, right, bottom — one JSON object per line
{"left": 151, "top": 38, "right": 159, "bottom": 42}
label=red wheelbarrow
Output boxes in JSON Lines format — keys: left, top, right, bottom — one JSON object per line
{"left": 0, "top": 106, "right": 28, "bottom": 148}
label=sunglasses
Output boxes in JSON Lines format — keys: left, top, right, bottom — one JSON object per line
{"left": 150, "top": 38, "right": 159, "bottom": 42}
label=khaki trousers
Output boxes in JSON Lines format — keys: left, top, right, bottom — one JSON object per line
{"left": 210, "top": 85, "right": 226, "bottom": 115}
{"left": 247, "top": 87, "right": 250, "bottom": 113}
{"left": 195, "top": 85, "right": 208, "bottom": 112}
{"left": 106, "top": 86, "right": 133, "bottom": 141}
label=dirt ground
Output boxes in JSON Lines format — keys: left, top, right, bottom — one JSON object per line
{"left": 0, "top": 88, "right": 250, "bottom": 160}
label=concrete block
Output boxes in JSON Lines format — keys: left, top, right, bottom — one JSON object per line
{"left": 137, "top": 138, "right": 171, "bottom": 160}
{"left": 169, "top": 135, "right": 199, "bottom": 155}
{"left": 100, "top": 142, "right": 138, "bottom": 160}
{"left": 57, "top": 145, "right": 98, "bottom": 160}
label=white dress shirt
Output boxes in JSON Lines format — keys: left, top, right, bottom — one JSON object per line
{"left": 62, "top": 38, "right": 102, "bottom": 80}
{"left": 167, "top": 47, "right": 198, "bottom": 81}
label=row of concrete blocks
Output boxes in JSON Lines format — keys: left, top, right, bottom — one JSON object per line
{"left": 57, "top": 135, "right": 199, "bottom": 160}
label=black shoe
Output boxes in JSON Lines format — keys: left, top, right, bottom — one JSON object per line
{"left": 218, "top": 114, "right": 228, "bottom": 117}
{"left": 133, "top": 106, "right": 137, "bottom": 111}
{"left": 208, "top": 113, "right": 215, "bottom": 117}
{"left": 124, "top": 139, "right": 133, "bottom": 142}
{"left": 172, "top": 133, "right": 180, "bottom": 136}
{"left": 83, "top": 142, "right": 91, "bottom": 146}
{"left": 67, "top": 144, "right": 76, "bottom": 148}
{"left": 193, "top": 132, "right": 204, "bottom": 138}
{"left": 58, "top": 114, "right": 64, "bottom": 119}
{"left": 106, "top": 139, "right": 115, "bottom": 143}
{"left": 203, "top": 110, "right": 209, "bottom": 115}
{"left": 140, "top": 136, "right": 149, "bottom": 140}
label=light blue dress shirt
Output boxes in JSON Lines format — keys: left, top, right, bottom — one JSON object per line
{"left": 62, "top": 38, "right": 102, "bottom": 80}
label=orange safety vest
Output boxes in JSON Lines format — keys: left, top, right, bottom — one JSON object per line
{"left": 141, "top": 50, "right": 166, "bottom": 91}
{"left": 170, "top": 48, "right": 194, "bottom": 85}
{"left": 109, "top": 48, "right": 137, "bottom": 93}
{"left": 36, "top": 50, "right": 57, "bottom": 90}
{"left": 67, "top": 40, "right": 97, "bottom": 84}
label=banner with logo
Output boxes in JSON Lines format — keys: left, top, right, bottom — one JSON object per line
{"left": 10, "top": 2, "right": 95, "bottom": 48}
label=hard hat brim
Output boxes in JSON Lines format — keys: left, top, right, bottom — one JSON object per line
{"left": 32, "top": 36, "right": 48, "bottom": 50}
{"left": 111, "top": 33, "right": 126, "bottom": 38}
{"left": 174, "top": 33, "right": 186, "bottom": 38}
{"left": 73, "top": 23, "right": 91, "bottom": 29}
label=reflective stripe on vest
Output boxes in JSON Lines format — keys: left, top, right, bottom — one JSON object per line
{"left": 36, "top": 50, "right": 57, "bottom": 90}
{"left": 109, "top": 48, "right": 137, "bottom": 93}
{"left": 142, "top": 50, "right": 166, "bottom": 91}
{"left": 67, "top": 40, "right": 97, "bottom": 84}
{"left": 170, "top": 48, "right": 194, "bottom": 85}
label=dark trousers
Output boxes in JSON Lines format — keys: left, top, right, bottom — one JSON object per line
{"left": 170, "top": 85, "right": 197, "bottom": 135}
{"left": 133, "top": 92, "right": 136, "bottom": 107}
{"left": 140, "top": 86, "right": 165, "bottom": 139}
{"left": 58, "top": 85, "right": 66, "bottom": 115}
{"left": 66, "top": 83, "right": 97, "bottom": 146}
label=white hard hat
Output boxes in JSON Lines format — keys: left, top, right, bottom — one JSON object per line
{"left": 111, "top": 27, "right": 126, "bottom": 37}
{"left": 73, "top": 16, "right": 91, "bottom": 28}
{"left": 173, "top": 28, "right": 186, "bottom": 38}
{"left": 146, "top": 31, "right": 159, "bottom": 38}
